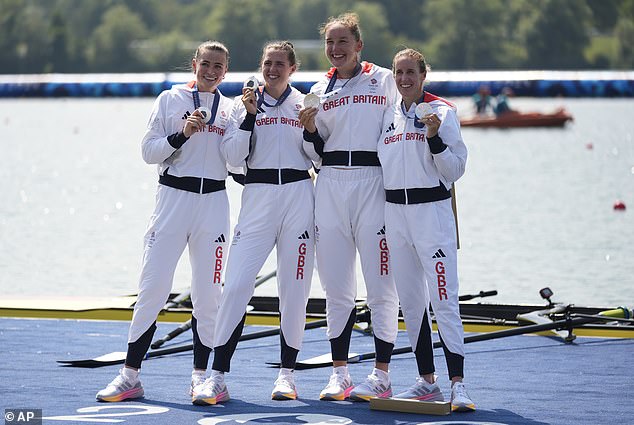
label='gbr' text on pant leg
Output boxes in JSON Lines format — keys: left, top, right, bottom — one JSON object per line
{"left": 296, "top": 243, "right": 306, "bottom": 280}
{"left": 436, "top": 261, "right": 447, "bottom": 300}
{"left": 214, "top": 246, "right": 223, "bottom": 284}
{"left": 379, "top": 238, "right": 389, "bottom": 276}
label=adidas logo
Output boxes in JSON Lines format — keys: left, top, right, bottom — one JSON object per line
{"left": 377, "top": 226, "right": 386, "bottom": 236}
{"left": 432, "top": 249, "right": 446, "bottom": 258}
{"left": 386, "top": 123, "right": 396, "bottom": 133}
{"left": 182, "top": 111, "right": 192, "bottom": 120}
{"left": 298, "top": 230, "right": 310, "bottom": 240}
{"left": 214, "top": 234, "right": 226, "bottom": 243}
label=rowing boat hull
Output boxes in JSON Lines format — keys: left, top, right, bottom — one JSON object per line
{"left": 460, "top": 109, "right": 573, "bottom": 128}
{"left": 1, "top": 294, "right": 631, "bottom": 338}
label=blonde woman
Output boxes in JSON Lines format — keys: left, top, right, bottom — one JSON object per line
{"left": 378, "top": 48, "right": 474, "bottom": 412}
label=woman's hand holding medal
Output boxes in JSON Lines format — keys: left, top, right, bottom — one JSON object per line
{"left": 183, "top": 109, "right": 207, "bottom": 137}
{"left": 299, "top": 93, "right": 320, "bottom": 133}
{"left": 242, "top": 76, "right": 259, "bottom": 115}
{"left": 416, "top": 102, "right": 440, "bottom": 138}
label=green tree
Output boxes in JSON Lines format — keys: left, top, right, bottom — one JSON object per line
{"left": 203, "top": 0, "right": 278, "bottom": 71}
{"left": 354, "top": 2, "right": 394, "bottom": 68}
{"left": 0, "top": 0, "right": 24, "bottom": 73}
{"left": 422, "top": 0, "right": 510, "bottom": 69}
{"left": 614, "top": 0, "right": 634, "bottom": 69}
{"left": 49, "top": 9, "right": 72, "bottom": 72}
{"left": 522, "top": 0, "right": 593, "bottom": 69}
{"left": 0, "top": 1, "right": 51, "bottom": 73}
{"left": 0, "top": 0, "right": 629, "bottom": 73}
{"left": 614, "top": 21, "right": 634, "bottom": 69}
{"left": 133, "top": 31, "right": 194, "bottom": 72}
{"left": 586, "top": 0, "right": 621, "bottom": 32}
{"left": 88, "top": 4, "right": 149, "bottom": 72}
{"left": 286, "top": 0, "right": 331, "bottom": 39}
{"left": 374, "top": 0, "right": 426, "bottom": 40}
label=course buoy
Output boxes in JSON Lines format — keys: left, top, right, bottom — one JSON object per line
{"left": 613, "top": 200, "right": 626, "bottom": 211}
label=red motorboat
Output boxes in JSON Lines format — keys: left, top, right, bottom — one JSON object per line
{"left": 460, "top": 108, "right": 573, "bottom": 128}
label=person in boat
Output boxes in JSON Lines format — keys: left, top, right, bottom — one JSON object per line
{"left": 377, "top": 47, "right": 475, "bottom": 412}
{"left": 96, "top": 41, "right": 236, "bottom": 402}
{"left": 472, "top": 85, "right": 493, "bottom": 115}
{"left": 192, "top": 41, "right": 319, "bottom": 405}
{"left": 299, "top": 12, "right": 400, "bottom": 402}
{"left": 494, "top": 86, "right": 515, "bottom": 116}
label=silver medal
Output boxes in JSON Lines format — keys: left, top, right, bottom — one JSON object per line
{"left": 415, "top": 102, "right": 433, "bottom": 119}
{"left": 243, "top": 76, "right": 259, "bottom": 89}
{"left": 198, "top": 106, "right": 212, "bottom": 123}
{"left": 303, "top": 93, "right": 320, "bottom": 109}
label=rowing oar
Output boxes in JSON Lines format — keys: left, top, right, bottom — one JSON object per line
{"left": 288, "top": 306, "right": 631, "bottom": 370}
{"left": 265, "top": 290, "right": 498, "bottom": 368}
{"left": 456, "top": 290, "right": 497, "bottom": 301}
{"left": 57, "top": 291, "right": 349, "bottom": 369}
{"left": 162, "top": 289, "right": 191, "bottom": 310}
{"left": 517, "top": 304, "right": 570, "bottom": 341}
{"left": 148, "top": 291, "right": 193, "bottom": 350}
{"left": 150, "top": 270, "right": 277, "bottom": 349}
{"left": 58, "top": 316, "right": 329, "bottom": 368}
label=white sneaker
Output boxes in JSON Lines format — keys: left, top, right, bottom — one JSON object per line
{"left": 349, "top": 368, "right": 392, "bottom": 401}
{"left": 192, "top": 372, "right": 230, "bottom": 405}
{"left": 393, "top": 376, "right": 444, "bottom": 402}
{"left": 319, "top": 366, "right": 354, "bottom": 401}
{"left": 271, "top": 369, "right": 297, "bottom": 400}
{"left": 96, "top": 368, "right": 144, "bottom": 402}
{"left": 451, "top": 382, "right": 476, "bottom": 412}
{"left": 190, "top": 371, "right": 207, "bottom": 397}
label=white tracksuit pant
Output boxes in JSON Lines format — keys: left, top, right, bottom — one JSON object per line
{"left": 315, "top": 167, "right": 399, "bottom": 354}
{"left": 128, "top": 185, "right": 229, "bottom": 351}
{"left": 213, "top": 179, "right": 314, "bottom": 370}
{"left": 385, "top": 197, "right": 464, "bottom": 377}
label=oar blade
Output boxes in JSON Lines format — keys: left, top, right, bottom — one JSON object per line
{"left": 517, "top": 306, "right": 570, "bottom": 341}
{"left": 291, "top": 352, "right": 362, "bottom": 370}
{"left": 57, "top": 351, "right": 127, "bottom": 368}
{"left": 295, "top": 353, "right": 335, "bottom": 369}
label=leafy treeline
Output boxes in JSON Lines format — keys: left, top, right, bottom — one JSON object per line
{"left": 1, "top": 0, "right": 632, "bottom": 74}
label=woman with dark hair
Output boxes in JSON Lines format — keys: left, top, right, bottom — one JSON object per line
{"left": 193, "top": 41, "right": 318, "bottom": 405}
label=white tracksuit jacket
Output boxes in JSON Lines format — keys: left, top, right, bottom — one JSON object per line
{"left": 306, "top": 62, "right": 400, "bottom": 355}
{"left": 129, "top": 82, "right": 234, "bottom": 366}
{"left": 378, "top": 91, "right": 468, "bottom": 377}
{"left": 213, "top": 86, "right": 318, "bottom": 370}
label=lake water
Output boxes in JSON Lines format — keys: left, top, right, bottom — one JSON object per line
{"left": 1, "top": 97, "right": 632, "bottom": 307}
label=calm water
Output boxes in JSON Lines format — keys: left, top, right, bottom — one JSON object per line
{"left": 1, "top": 98, "right": 633, "bottom": 307}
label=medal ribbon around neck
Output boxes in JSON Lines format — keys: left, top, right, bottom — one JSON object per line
{"left": 192, "top": 84, "right": 220, "bottom": 125}
{"left": 256, "top": 84, "right": 293, "bottom": 109}
{"left": 324, "top": 62, "right": 363, "bottom": 95}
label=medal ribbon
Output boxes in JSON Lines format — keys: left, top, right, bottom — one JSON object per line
{"left": 256, "top": 84, "right": 292, "bottom": 109}
{"left": 192, "top": 84, "right": 220, "bottom": 125}
{"left": 405, "top": 92, "right": 427, "bottom": 129}
{"left": 324, "top": 62, "right": 363, "bottom": 95}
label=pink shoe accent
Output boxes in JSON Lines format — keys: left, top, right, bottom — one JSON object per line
{"left": 415, "top": 393, "right": 439, "bottom": 401}
{"left": 343, "top": 386, "right": 354, "bottom": 398}
{"left": 216, "top": 390, "right": 229, "bottom": 403}
{"left": 376, "top": 388, "right": 393, "bottom": 398}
